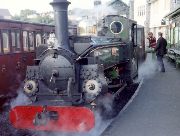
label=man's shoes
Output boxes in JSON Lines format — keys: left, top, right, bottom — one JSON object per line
{"left": 161, "top": 70, "right": 165, "bottom": 72}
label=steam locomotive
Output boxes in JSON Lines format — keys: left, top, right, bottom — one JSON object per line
{"left": 9, "top": 0, "right": 144, "bottom": 132}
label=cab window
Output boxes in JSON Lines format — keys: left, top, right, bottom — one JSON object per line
{"left": 89, "top": 46, "right": 119, "bottom": 66}
{"left": 2, "top": 30, "right": 10, "bottom": 53}
{"left": 137, "top": 29, "right": 142, "bottom": 46}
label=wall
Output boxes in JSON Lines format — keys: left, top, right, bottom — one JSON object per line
{"left": 149, "top": 0, "right": 170, "bottom": 28}
{"left": 132, "top": 0, "right": 179, "bottom": 40}
{"left": 133, "top": 0, "right": 147, "bottom": 26}
{"left": 109, "top": 0, "right": 130, "bottom": 18}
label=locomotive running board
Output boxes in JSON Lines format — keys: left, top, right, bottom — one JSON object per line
{"left": 9, "top": 106, "right": 95, "bottom": 132}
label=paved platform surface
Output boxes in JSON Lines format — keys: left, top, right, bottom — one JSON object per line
{"left": 102, "top": 54, "right": 180, "bottom": 136}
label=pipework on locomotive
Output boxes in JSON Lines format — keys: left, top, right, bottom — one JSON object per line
{"left": 9, "top": 0, "right": 144, "bottom": 132}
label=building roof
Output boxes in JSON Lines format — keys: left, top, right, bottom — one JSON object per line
{"left": 164, "top": 6, "right": 180, "bottom": 19}
{"left": 0, "top": 9, "right": 11, "bottom": 17}
{"left": 108, "top": 0, "right": 129, "bottom": 7}
{"left": 148, "top": 0, "right": 158, "bottom": 4}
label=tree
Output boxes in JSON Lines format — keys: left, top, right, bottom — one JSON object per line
{"left": 12, "top": 9, "right": 37, "bottom": 21}
{"left": 20, "top": 9, "right": 37, "bottom": 18}
{"left": 12, "top": 14, "right": 21, "bottom": 20}
{"left": 36, "top": 14, "right": 54, "bottom": 24}
{"left": 12, "top": 9, "right": 54, "bottom": 25}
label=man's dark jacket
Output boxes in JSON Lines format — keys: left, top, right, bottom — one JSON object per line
{"left": 155, "top": 37, "right": 167, "bottom": 56}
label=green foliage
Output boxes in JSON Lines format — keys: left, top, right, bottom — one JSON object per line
{"left": 36, "top": 14, "right": 54, "bottom": 24}
{"left": 12, "top": 9, "right": 54, "bottom": 25}
{"left": 21, "top": 9, "right": 37, "bottom": 18}
{"left": 12, "top": 15, "right": 21, "bottom": 20}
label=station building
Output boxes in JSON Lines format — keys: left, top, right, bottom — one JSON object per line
{"left": 164, "top": 7, "right": 180, "bottom": 67}
{"left": 130, "top": 0, "right": 180, "bottom": 45}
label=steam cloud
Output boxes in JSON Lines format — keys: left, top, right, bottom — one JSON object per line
{"left": 32, "top": 96, "right": 114, "bottom": 136}
{"left": 35, "top": 112, "right": 112, "bottom": 136}
{"left": 93, "top": 4, "right": 118, "bottom": 19}
{"left": 10, "top": 88, "right": 31, "bottom": 108}
{"left": 7, "top": 85, "right": 113, "bottom": 136}
{"left": 138, "top": 53, "right": 158, "bottom": 80}
{"left": 69, "top": 3, "right": 117, "bottom": 32}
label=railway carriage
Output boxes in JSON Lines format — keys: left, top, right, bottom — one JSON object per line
{"left": 0, "top": 19, "right": 55, "bottom": 107}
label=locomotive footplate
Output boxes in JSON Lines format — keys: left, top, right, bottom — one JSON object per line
{"left": 9, "top": 105, "right": 95, "bottom": 132}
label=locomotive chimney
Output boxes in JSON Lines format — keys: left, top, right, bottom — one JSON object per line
{"left": 50, "top": 0, "right": 70, "bottom": 50}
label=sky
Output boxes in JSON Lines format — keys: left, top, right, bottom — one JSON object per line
{"left": 0, "top": 0, "right": 129, "bottom": 15}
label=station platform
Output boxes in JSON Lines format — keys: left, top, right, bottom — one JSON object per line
{"left": 102, "top": 54, "right": 180, "bottom": 136}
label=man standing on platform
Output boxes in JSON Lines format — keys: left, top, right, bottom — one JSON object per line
{"left": 155, "top": 32, "right": 167, "bottom": 72}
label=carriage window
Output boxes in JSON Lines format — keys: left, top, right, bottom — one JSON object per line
{"left": 23, "top": 31, "right": 28, "bottom": 51}
{"left": 29, "top": 32, "right": 35, "bottom": 51}
{"left": 89, "top": 47, "right": 119, "bottom": 66}
{"left": 17, "top": 33, "right": 20, "bottom": 50}
{"left": 36, "top": 33, "right": 42, "bottom": 47}
{"left": 11, "top": 32, "right": 15, "bottom": 48}
{"left": 11, "top": 31, "right": 21, "bottom": 52}
{"left": 2, "top": 31, "right": 10, "bottom": 53}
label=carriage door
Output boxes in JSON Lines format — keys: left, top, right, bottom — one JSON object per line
{"left": 11, "top": 29, "right": 25, "bottom": 89}
{"left": 130, "top": 23, "right": 138, "bottom": 78}
{"left": 0, "top": 29, "right": 13, "bottom": 93}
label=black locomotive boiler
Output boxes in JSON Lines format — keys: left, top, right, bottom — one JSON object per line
{"left": 9, "top": 0, "right": 140, "bottom": 132}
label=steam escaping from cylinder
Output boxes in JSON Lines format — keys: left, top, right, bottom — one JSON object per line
{"left": 33, "top": 111, "right": 112, "bottom": 136}
{"left": 50, "top": 0, "right": 71, "bottom": 50}
{"left": 10, "top": 90, "right": 31, "bottom": 108}
{"left": 138, "top": 53, "right": 158, "bottom": 80}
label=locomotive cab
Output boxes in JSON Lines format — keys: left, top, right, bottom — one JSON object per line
{"left": 77, "top": 35, "right": 137, "bottom": 100}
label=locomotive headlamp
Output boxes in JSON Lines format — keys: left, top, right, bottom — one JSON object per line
{"left": 83, "top": 79, "right": 102, "bottom": 102}
{"left": 24, "top": 80, "right": 38, "bottom": 95}
{"left": 85, "top": 80, "right": 100, "bottom": 94}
